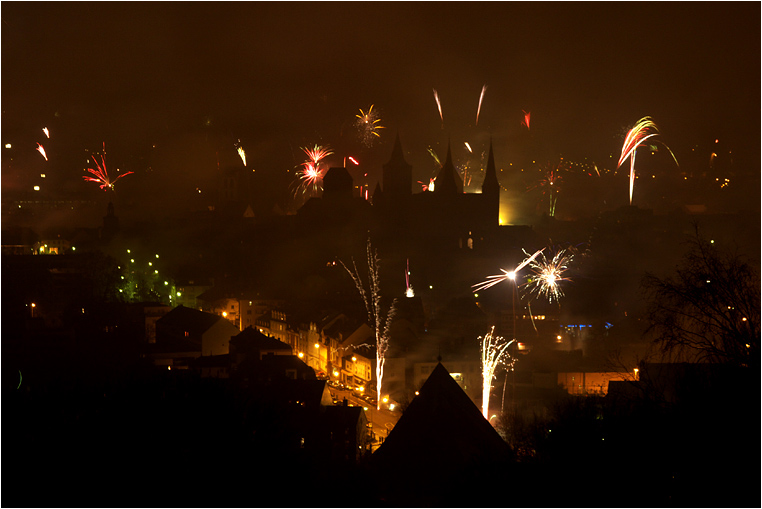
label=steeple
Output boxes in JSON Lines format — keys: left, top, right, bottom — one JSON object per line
{"left": 482, "top": 139, "right": 499, "bottom": 194}
{"left": 382, "top": 132, "right": 412, "bottom": 198}
{"left": 372, "top": 181, "right": 383, "bottom": 206}
{"left": 481, "top": 139, "right": 501, "bottom": 226}
{"left": 434, "top": 140, "right": 463, "bottom": 195}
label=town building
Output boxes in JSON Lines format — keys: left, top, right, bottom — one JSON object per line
{"left": 151, "top": 305, "right": 240, "bottom": 369}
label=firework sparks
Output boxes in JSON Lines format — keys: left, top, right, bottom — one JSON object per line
{"left": 522, "top": 110, "right": 531, "bottom": 130}
{"left": 617, "top": 117, "right": 659, "bottom": 205}
{"left": 475, "top": 84, "right": 487, "bottom": 126}
{"left": 36, "top": 143, "right": 48, "bottom": 161}
{"left": 237, "top": 145, "right": 246, "bottom": 166}
{"left": 433, "top": 89, "right": 444, "bottom": 125}
{"left": 341, "top": 239, "right": 396, "bottom": 410}
{"left": 355, "top": 105, "right": 385, "bottom": 146}
{"left": 405, "top": 258, "right": 414, "bottom": 298}
{"left": 295, "top": 144, "right": 333, "bottom": 196}
{"left": 528, "top": 164, "right": 563, "bottom": 216}
{"left": 472, "top": 248, "right": 545, "bottom": 292}
{"left": 522, "top": 246, "right": 574, "bottom": 303}
{"left": 480, "top": 326, "right": 516, "bottom": 419}
{"left": 82, "top": 143, "right": 133, "bottom": 191}
{"left": 42, "top": 127, "right": 50, "bottom": 138}
{"left": 464, "top": 142, "right": 473, "bottom": 153}
{"left": 428, "top": 147, "right": 442, "bottom": 168}
{"left": 417, "top": 177, "right": 436, "bottom": 192}
{"left": 617, "top": 116, "right": 678, "bottom": 205}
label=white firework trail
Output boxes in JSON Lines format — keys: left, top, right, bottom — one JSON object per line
{"left": 480, "top": 326, "right": 516, "bottom": 420}
{"left": 476, "top": 84, "right": 487, "bottom": 126}
{"left": 341, "top": 239, "right": 397, "bottom": 410}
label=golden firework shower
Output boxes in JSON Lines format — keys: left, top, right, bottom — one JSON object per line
{"left": 354, "top": 105, "right": 385, "bottom": 146}
{"left": 479, "top": 326, "right": 516, "bottom": 419}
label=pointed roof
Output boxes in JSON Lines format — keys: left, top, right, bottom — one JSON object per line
{"left": 382, "top": 132, "right": 412, "bottom": 173}
{"left": 156, "top": 305, "right": 224, "bottom": 335}
{"left": 371, "top": 181, "right": 383, "bottom": 204}
{"left": 481, "top": 139, "right": 499, "bottom": 193}
{"left": 371, "top": 362, "right": 510, "bottom": 472}
{"left": 322, "top": 166, "right": 353, "bottom": 200}
{"left": 230, "top": 326, "right": 292, "bottom": 354}
{"left": 434, "top": 140, "right": 463, "bottom": 195}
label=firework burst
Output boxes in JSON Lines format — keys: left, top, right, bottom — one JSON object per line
{"left": 354, "top": 105, "right": 385, "bottom": 146}
{"left": 82, "top": 144, "right": 133, "bottom": 191}
{"left": 417, "top": 177, "right": 436, "bottom": 192}
{"left": 618, "top": 116, "right": 678, "bottom": 205}
{"left": 405, "top": 259, "right": 414, "bottom": 298}
{"left": 528, "top": 164, "right": 563, "bottom": 216}
{"left": 235, "top": 140, "right": 247, "bottom": 166}
{"left": 294, "top": 144, "right": 333, "bottom": 196}
{"left": 522, "top": 246, "right": 574, "bottom": 303}
{"left": 472, "top": 248, "right": 545, "bottom": 292}
{"left": 36, "top": 143, "right": 48, "bottom": 161}
{"left": 522, "top": 110, "right": 531, "bottom": 130}
{"left": 480, "top": 326, "right": 516, "bottom": 419}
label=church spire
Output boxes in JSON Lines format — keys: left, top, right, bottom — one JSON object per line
{"left": 482, "top": 138, "right": 499, "bottom": 193}
{"left": 435, "top": 139, "right": 463, "bottom": 195}
{"left": 481, "top": 138, "right": 501, "bottom": 226}
{"left": 382, "top": 132, "right": 412, "bottom": 198}
{"left": 389, "top": 132, "right": 406, "bottom": 165}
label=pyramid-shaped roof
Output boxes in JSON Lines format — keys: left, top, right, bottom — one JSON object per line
{"left": 434, "top": 141, "right": 463, "bottom": 195}
{"left": 371, "top": 362, "right": 509, "bottom": 471}
{"left": 156, "top": 305, "right": 222, "bottom": 334}
{"left": 230, "top": 326, "right": 292, "bottom": 353}
{"left": 382, "top": 133, "right": 412, "bottom": 173}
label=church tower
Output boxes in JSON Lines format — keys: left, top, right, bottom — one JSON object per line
{"left": 434, "top": 141, "right": 463, "bottom": 195}
{"left": 481, "top": 140, "right": 501, "bottom": 226}
{"left": 381, "top": 133, "right": 413, "bottom": 201}
{"left": 102, "top": 201, "right": 120, "bottom": 242}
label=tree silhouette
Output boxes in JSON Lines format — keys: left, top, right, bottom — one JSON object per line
{"left": 642, "top": 226, "right": 759, "bottom": 369}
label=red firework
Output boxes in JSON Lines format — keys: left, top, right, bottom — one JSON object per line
{"left": 82, "top": 144, "right": 133, "bottom": 191}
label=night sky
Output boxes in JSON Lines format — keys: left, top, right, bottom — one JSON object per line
{"left": 2, "top": 2, "right": 760, "bottom": 219}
